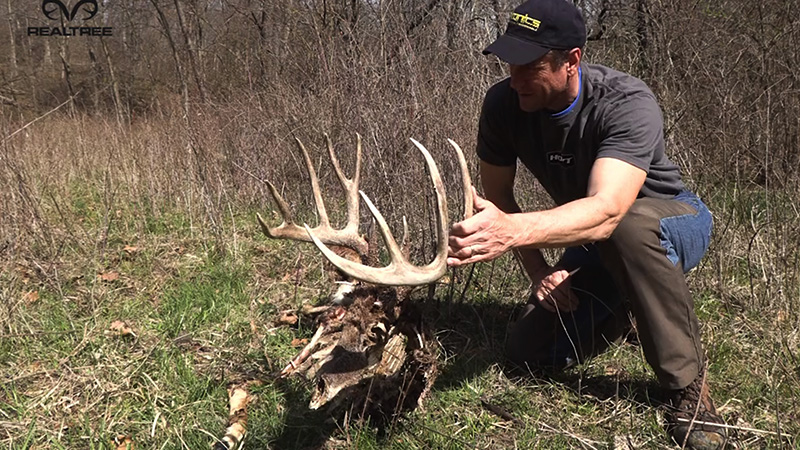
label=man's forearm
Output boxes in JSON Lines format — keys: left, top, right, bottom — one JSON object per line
{"left": 510, "top": 195, "right": 622, "bottom": 249}
{"left": 506, "top": 158, "right": 645, "bottom": 249}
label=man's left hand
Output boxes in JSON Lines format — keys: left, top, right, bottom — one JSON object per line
{"left": 447, "top": 188, "right": 519, "bottom": 266}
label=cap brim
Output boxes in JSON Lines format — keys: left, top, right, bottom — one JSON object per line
{"left": 482, "top": 34, "right": 549, "bottom": 65}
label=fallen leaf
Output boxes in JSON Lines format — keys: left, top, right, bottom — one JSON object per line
{"left": 123, "top": 245, "right": 140, "bottom": 255}
{"left": 277, "top": 311, "right": 298, "bottom": 326}
{"left": 282, "top": 267, "right": 305, "bottom": 282}
{"left": 291, "top": 338, "right": 309, "bottom": 348}
{"left": 113, "top": 435, "right": 134, "bottom": 450}
{"left": 98, "top": 271, "right": 120, "bottom": 282}
{"left": 23, "top": 290, "right": 39, "bottom": 304}
{"left": 108, "top": 320, "right": 136, "bottom": 338}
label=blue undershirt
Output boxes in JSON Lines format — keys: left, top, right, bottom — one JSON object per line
{"left": 550, "top": 67, "right": 582, "bottom": 119}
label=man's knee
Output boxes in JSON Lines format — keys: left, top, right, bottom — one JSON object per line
{"left": 603, "top": 198, "right": 702, "bottom": 272}
{"left": 505, "top": 303, "right": 560, "bottom": 369}
{"left": 606, "top": 200, "right": 663, "bottom": 250}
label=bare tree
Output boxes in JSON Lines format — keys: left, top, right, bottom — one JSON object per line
{"left": 173, "top": 0, "right": 207, "bottom": 103}
{"left": 150, "top": 0, "right": 190, "bottom": 116}
{"left": 6, "top": 0, "right": 17, "bottom": 78}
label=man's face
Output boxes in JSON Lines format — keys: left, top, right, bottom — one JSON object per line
{"left": 508, "top": 53, "right": 570, "bottom": 113}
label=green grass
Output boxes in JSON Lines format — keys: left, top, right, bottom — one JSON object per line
{"left": 158, "top": 259, "right": 248, "bottom": 338}
{"left": 2, "top": 185, "right": 799, "bottom": 450}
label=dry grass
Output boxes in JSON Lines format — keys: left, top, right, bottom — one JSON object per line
{"left": 1, "top": 109, "right": 799, "bottom": 449}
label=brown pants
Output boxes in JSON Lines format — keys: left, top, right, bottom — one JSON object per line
{"left": 507, "top": 193, "right": 711, "bottom": 390}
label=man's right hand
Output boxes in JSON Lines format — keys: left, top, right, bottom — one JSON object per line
{"left": 532, "top": 267, "right": 580, "bottom": 313}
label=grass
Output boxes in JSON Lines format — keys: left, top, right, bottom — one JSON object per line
{"left": 1, "top": 115, "right": 799, "bottom": 449}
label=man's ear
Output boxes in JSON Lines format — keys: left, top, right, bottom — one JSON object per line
{"left": 567, "top": 48, "right": 582, "bottom": 74}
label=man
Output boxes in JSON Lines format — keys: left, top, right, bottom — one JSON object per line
{"left": 446, "top": 0, "right": 727, "bottom": 448}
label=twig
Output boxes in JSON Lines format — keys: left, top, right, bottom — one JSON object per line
{"left": 446, "top": 266, "right": 457, "bottom": 303}
{"left": 0, "top": 330, "right": 79, "bottom": 339}
{"left": 681, "top": 362, "right": 709, "bottom": 450}
{"left": 3, "top": 90, "right": 82, "bottom": 142}
{"left": 301, "top": 304, "right": 332, "bottom": 315}
{"left": 456, "top": 262, "right": 476, "bottom": 303}
{"left": 537, "top": 420, "right": 603, "bottom": 450}
{"left": 470, "top": 305, "right": 491, "bottom": 348}
{"left": 479, "top": 396, "right": 523, "bottom": 425}
{"left": 412, "top": 423, "right": 478, "bottom": 449}
{"left": 675, "top": 418, "right": 785, "bottom": 436}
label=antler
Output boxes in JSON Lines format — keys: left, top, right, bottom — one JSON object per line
{"left": 257, "top": 134, "right": 369, "bottom": 256}
{"left": 306, "top": 138, "right": 473, "bottom": 286}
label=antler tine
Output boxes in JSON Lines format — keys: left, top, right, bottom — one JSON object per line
{"left": 448, "top": 138, "right": 474, "bottom": 220}
{"left": 258, "top": 135, "right": 369, "bottom": 256}
{"left": 306, "top": 138, "right": 449, "bottom": 286}
{"left": 256, "top": 181, "right": 296, "bottom": 238}
{"left": 357, "top": 190, "right": 404, "bottom": 263}
{"left": 324, "top": 133, "right": 361, "bottom": 234}
{"left": 296, "top": 137, "right": 330, "bottom": 228}
{"left": 409, "top": 137, "right": 448, "bottom": 267}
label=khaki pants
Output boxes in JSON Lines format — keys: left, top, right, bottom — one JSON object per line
{"left": 507, "top": 191, "right": 712, "bottom": 390}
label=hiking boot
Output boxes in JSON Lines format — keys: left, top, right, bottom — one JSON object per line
{"left": 664, "top": 367, "right": 727, "bottom": 449}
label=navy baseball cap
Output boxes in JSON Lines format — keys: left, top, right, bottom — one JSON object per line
{"left": 483, "top": 0, "right": 586, "bottom": 65}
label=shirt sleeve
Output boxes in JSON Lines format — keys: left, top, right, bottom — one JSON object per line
{"left": 595, "top": 91, "right": 664, "bottom": 173}
{"left": 476, "top": 82, "right": 518, "bottom": 167}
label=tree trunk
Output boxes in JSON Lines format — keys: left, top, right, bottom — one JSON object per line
{"left": 491, "top": 0, "right": 503, "bottom": 39}
{"left": 173, "top": 0, "right": 207, "bottom": 103}
{"left": 58, "top": 38, "right": 77, "bottom": 117}
{"left": 88, "top": 44, "right": 101, "bottom": 111}
{"left": 635, "top": 0, "right": 650, "bottom": 75}
{"left": 446, "top": 0, "right": 459, "bottom": 51}
{"left": 44, "top": 39, "right": 52, "bottom": 71}
{"left": 102, "top": 37, "right": 126, "bottom": 126}
{"left": 150, "top": 0, "right": 190, "bottom": 116}
{"left": 6, "top": 0, "right": 17, "bottom": 78}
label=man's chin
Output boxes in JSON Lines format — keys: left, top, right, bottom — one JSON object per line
{"left": 517, "top": 96, "right": 540, "bottom": 112}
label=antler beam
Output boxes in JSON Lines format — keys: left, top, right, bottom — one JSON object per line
{"left": 259, "top": 134, "right": 473, "bottom": 286}
{"left": 306, "top": 138, "right": 473, "bottom": 286}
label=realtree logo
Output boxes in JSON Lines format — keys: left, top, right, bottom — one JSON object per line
{"left": 28, "top": 0, "right": 113, "bottom": 37}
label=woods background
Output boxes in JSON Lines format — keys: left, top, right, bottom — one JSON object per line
{"left": 1, "top": 0, "right": 799, "bottom": 448}
{"left": 3, "top": 0, "right": 799, "bottom": 325}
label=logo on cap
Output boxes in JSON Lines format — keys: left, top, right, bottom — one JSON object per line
{"left": 510, "top": 13, "right": 541, "bottom": 31}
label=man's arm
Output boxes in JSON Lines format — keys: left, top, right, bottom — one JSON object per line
{"left": 511, "top": 157, "right": 647, "bottom": 248}
{"left": 449, "top": 156, "right": 646, "bottom": 262}
{"left": 477, "top": 161, "right": 551, "bottom": 280}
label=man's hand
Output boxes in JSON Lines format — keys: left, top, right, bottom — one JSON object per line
{"left": 533, "top": 267, "right": 580, "bottom": 313}
{"left": 447, "top": 188, "right": 519, "bottom": 266}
